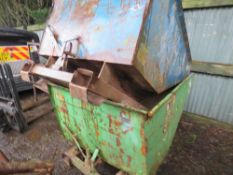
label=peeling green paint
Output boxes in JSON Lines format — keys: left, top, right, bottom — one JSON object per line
{"left": 48, "top": 76, "right": 192, "bottom": 174}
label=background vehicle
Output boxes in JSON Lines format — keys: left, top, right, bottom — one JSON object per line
{"left": 0, "top": 28, "right": 39, "bottom": 91}
{"left": 0, "top": 28, "right": 51, "bottom": 133}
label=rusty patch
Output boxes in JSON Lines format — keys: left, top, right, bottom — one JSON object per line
{"left": 140, "top": 126, "right": 147, "bottom": 156}
{"left": 136, "top": 43, "right": 148, "bottom": 66}
{"left": 81, "top": 101, "right": 88, "bottom": 109}
{"left": 116, "top": 137, "right": 121, "bottom": 147}
{"left": 127, "top": 155, "right": 132, "bottom": 167}
{"left": 163, "top": 93, "right": 176, "bottom": 134}
{"left": 108, "top": 115, "right": 112, "bottom": 126}
{"left": 61, "top": 105, "right": 68, "bottom": 113}
{"left": 55, "top": 92, "right": 70, "bottom": 125}
{"left": 94, "top": 121, "right": 99, "bottom": 137}
{"left": 75, "top": 122, "right": 81, "bottom": 132}
{"left": 71, "top": 0, "right": 99, "bottom": 20}
{"left": 113, "top": 120, "right": 122, "bottom": 127}
{"left": 119, "top": 148, "right": 124, "bottom": 155}
{"left": 140, "top": 124, "right": 144, "bottom": 137}
{"left": 101, "top": 141, "right": 107, "bottom": 146}
{"left": 61, "top": 98, "right": 70, "bottom": 124}
{"left": 119, "top": 148, "right": 124, "bottom": 162}
{"left": 108, "top": 115, "right": 113, "bottom": 134}
{"left": 108, "top": 115, "right": 123, "bottom": 135}
{"left": 141, "top": 144, "right": 147, "bottom": 156}
{"left": 55, "top": 92, "right": 65, "bottom": 101}
{"left": 134, "top": 45, "right": 167, "bottom": 93}
{"left": 101, "top": 141, "right": 114, "bottom": 149}
{"left": 96, "top": 131, "right": 100, "bottom": 137}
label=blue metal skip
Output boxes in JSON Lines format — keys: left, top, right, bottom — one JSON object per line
{"left": 39, "top": 0, "right": 191, "bottom": 93}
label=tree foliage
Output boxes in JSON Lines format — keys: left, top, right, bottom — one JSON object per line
{"left": 0, "top": 0, "right": 52, "bottom": 29}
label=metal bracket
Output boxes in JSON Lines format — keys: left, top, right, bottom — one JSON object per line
{"left": 69, "top": 68, "right": 93, "bottom": 103}
{"left": 20, "top": 62, "right": 145, "bottom": 109}
{"left": 21, "top": 62, "right": 35, "bottom": 82}
{"left": 62, "top": 124, "right": 129, "bottom": 175}
{"left": 63, "top": 147, "right": 100, "bottom": 175}
{"left": 63, "top": 147, "right": 128, "bottom": 175}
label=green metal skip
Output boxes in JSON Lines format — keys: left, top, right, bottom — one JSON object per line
{"left": 48, "top": 76, "right": 192, "bottom": 175}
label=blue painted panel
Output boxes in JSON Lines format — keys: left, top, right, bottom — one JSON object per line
{"left": 40, "top": 0, "right": 148, "bottom": 64}
{"left": 40, "top": 0, "right": 191, "bottom": 93}
{"left": 134, "top": 0, "right": 191, "bottom": 93}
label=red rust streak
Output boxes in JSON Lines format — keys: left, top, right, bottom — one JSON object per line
{"left": 140, "top": 126, "right": 147, "bottom": 156}
{"left": 61, "top": 106, "right": 68, "bottom": 113}
{"left": 71, "top": 0, "right": 99, "bottom": 20}
{"left": 108, "top": 115, "right": 113, "bottom": 134}
{"left": 141, "top": 144, "right": 147, "bottom": 156}
{"left": 127, "top": 155, "right": 132, "bottom": 167}
{"left": 96, "top": 131, "right": 99, "bottom": 137}
{"left": 94, "top": 122, "right": 99, "bottom": 137}
{"left": 116, "top": 137, "right": 121, "bottom": 147}
{"left": 113, "top": 120, "right": 122, "bottom": 127}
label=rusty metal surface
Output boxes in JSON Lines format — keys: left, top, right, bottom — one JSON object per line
{"left": 39, "top": 0, "right": 191, "bottom": 93}
{"left": 48, "top": 76, "right": 191, "bottom": 174}
{"left": 134, "top": 0, "right": 191, "bottom": 93}
{"left": 21, "top": 63, "right": 145, "bottom": 109}
{"left": 70, "top": 68, "right": 93, "bottom": 102}
{"left": 40, "top": 0, "right": 148, "bottom": 64}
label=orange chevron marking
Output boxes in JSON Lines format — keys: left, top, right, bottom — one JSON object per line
{"left": 14, "top": 47, "right": 30, "bottom": 60}
{"left": 0, "top": 45, "right": 30, "bottom": 62}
